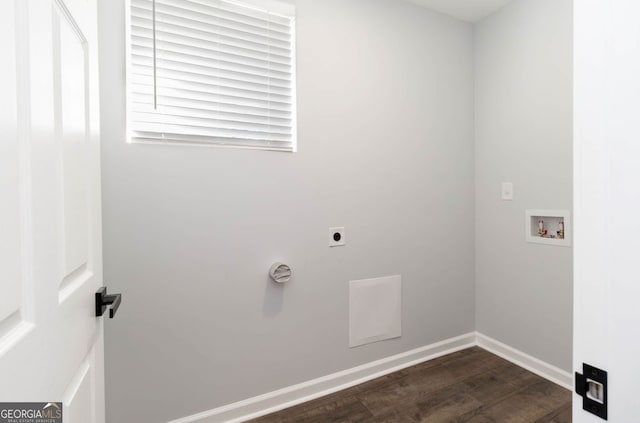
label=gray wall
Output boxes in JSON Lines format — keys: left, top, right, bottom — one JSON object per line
{"left": 98, "top": 0, "right": 475, "bottom": 421}
{"left": 474, "top": 0, "right": 573, "bottom": 371}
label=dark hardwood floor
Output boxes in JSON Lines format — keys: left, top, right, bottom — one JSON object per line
{"left": 249, "top": 347, "right": 571, "bottom": 423}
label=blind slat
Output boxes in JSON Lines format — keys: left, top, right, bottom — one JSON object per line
{"left": 131, "top": 46, "right": 291, "bottom": 80}
{"left": 138, "top": 28, "right": 292, "bottom": 65}
{"left": 131, "top": 55, "right": 292, "bottom": 86}
{"left": 131, "top": 103, "right": 292, "bottom": 127}
{"left": 132, "top": 2, "right": 291, "bottom": 43}
{"left": 130, "top": 11, "right": 291, "bottom": 53}
{"left": 132, "top": 112, "right": 293, "bottom": 136}
{"left": 131, "top": 83, "right": 292, "bottom": 109}
{"left": 132, "top": 73, "right": 292, "bottom": 101}
{"left": 131, "top": 93, "right": 292, "bottom": 118}
{"left": 131, "top": 62, "right": 292, "bottom": 90}
{"left": 131, "top": 121, "right": 292, "bottom": 141}
{"left": 131, "top": 131, "right": 293, "bottom": 151}
{"left": 130, "top": 20, "right": 292, "bottom": 60}
{"left": 159, "top": 0, "right": 292, "bottom": 27}
{"left": 130, "top": 73, "right": 292, "bottom": 99}
{"left": 150, "top": 35, "right": 292, "bottom": 71}
{"left": 131, "top": 104, "right": 292, "bottom": 127}
{"left": 157, "top": 0, "right": 292, "bottom": 35}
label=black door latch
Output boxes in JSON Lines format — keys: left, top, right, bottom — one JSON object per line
{"left": 95, "top": 287, "right": 122, "bottom": 318}
{"left": 575, "top": 363, "right": 607, "bottom": 420}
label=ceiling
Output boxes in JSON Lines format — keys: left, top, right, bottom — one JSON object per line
{"left": 405, "top": 0, "right": 515, "bottom": 22}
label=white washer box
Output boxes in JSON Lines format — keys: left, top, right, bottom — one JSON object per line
{"left": 525, "top": 209, "right": 571, "bottom": 247}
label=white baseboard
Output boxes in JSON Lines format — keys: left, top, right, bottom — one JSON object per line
{"left": 169, "top": 331, "right": 572, "bottom": 423}
{"left": 475, "top": 332, "right": 573, "bottom": 390}
{"left": 167, "top": 332, "right": 476, "bottom": 423}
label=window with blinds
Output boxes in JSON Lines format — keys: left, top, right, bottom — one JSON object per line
{"left": 128, "top": 0, "right": 296, "bottom": 151}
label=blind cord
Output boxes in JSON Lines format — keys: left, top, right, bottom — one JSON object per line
{"left": 152, "top": 0, "right": 157, "bottom": 110}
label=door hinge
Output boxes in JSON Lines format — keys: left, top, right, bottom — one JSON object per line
{"left": 575, "top": 363, "right": 608, "bottom": 420}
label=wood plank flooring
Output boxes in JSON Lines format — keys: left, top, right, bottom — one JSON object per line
{"left": 249, "top": 347, "right": 571, "bottom": 423}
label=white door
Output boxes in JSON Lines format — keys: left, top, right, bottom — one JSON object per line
{"left": 0, "top": 0, "right": 105, "bottom": 421}
{"left": 574, "top": 0, "right": 640, "bottom": 421}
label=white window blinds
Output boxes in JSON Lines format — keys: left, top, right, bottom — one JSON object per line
{"left": 128, "top": 0, "right": 296, "bottom": 151}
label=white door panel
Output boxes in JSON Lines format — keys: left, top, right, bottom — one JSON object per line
{"left": 54, "top": 0, "right": 93, "bottom": 301}
{"left": 0, "top": 0, "right": 22, "bottom": 331}
{"left": 574, "top": 0, "right": 640, "bottom": 421}
{"left": 0, "top": 0, "right": 104, "bottom": 421}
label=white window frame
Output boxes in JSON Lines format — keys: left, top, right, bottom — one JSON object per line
{"left": 124, "top": 0, "right": 297, "bottom": 152}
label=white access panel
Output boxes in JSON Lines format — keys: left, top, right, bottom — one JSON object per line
{"left": 349, "top": 275, "right": 402, "bottom": 348}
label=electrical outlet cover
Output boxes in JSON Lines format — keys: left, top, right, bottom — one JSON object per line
{"left": 329, "top": 227, "right": 346, "bottom": 247}
{"left": 501, "top": 182, "right": 514, "bottom": 200}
